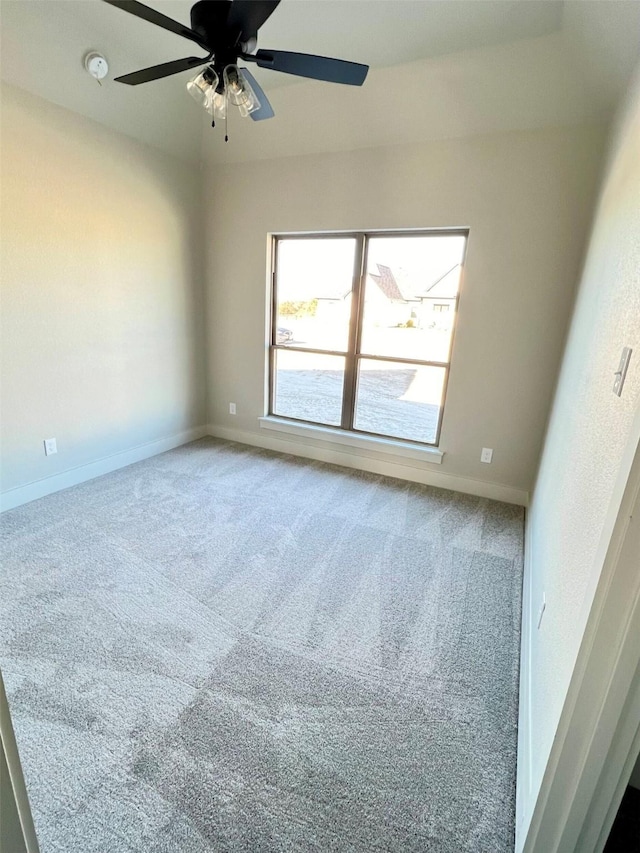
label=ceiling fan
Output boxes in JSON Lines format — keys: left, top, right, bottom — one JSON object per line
{"left": 103, "top": 0, "right": 369, "bottom": 128}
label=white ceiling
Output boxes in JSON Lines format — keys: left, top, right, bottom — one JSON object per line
{"left": 1, "top": 0, "right": 639, "bottom": 164}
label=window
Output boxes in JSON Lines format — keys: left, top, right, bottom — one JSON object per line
{"left": 269, "top": 230, "right": 467, "bottom": 447}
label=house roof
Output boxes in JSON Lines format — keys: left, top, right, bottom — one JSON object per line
{"left": 313, "top": 261, "right": 461, "bottom": 304}
{"left": 369, "top": 265, "right": 406, "bottom": 302}
{"left": 315, "top": 288, "right": 351, "bottom": 301}
{"left": 416, "top": 264, "right": 461, "bottom": 299}
{"left": 369, "top": 263, "right": 461, "bottom": 302}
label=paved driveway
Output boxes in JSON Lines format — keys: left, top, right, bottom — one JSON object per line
{"left": 273, "top": 366, "right": 441, "bottom": 445}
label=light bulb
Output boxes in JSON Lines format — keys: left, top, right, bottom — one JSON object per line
{"left": 223, "top": 65, "right": 260, "bottom": 117}
{"left": 186, "top": 68, "right": 218, "bottom": 108}
{"left": 207, "top": 90, "right": 227, "bottom": 120}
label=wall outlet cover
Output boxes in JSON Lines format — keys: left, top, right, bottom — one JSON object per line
{"left": 44, "top": 438, "right": 57, "bottom": 456}
{"left": 481, "top": 447, "right": 493, "bottom": 463}
{"left": 229, "top": 403, "right": 236, "bottom": 415}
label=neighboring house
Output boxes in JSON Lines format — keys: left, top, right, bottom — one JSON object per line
{"left": 312, "top": 262, "right": 462, "bottom": 330}
{"left": 367, "top": 263, "right": 461, "bottom": 329}
{"left": 366, "top": 264, "right": 417, "bottom": 327}
{"left": 414, "top": 264, "right": 460, "bottom": 328}
{"left": 310, "top": 264, "right": 415, "bottom": 328}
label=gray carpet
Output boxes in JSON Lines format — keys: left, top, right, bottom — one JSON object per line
{"left": 0, "top": 438, "right": 524, "bottom": 852}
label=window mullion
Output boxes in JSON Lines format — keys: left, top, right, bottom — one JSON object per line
{"left": 268, "top": 242, "right": 278, "bottom": 415}
{"left": 341, "top": 234, "right": 366, "bottom": 430}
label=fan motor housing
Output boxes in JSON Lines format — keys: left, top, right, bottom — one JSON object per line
{"left": 190, "top": 0, "right": 231, "bottom": 47}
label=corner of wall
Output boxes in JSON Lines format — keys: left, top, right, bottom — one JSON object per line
{"left": 516, "top": 509, "right": 535, "bottom": 850}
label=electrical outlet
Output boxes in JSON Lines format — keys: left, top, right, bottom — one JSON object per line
{"left": 537, "top": 593, "right": 546, "bottom": 629}
{"left": 44, "top": 438, "right": 57, "bottom": 456}
{"left": 480, "top": 447, "right": 493, "bottom": 464}
{"left": 229, "top": 403, "right": 236, "bottom": 415}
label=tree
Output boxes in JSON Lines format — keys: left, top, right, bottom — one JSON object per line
{"left": 279, "top": 299, "right": 318, "bottom": 318}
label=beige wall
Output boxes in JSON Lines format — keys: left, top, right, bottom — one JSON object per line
{"left": 203, "top": 123, "right": 606, "bottom": 497}
{"left": 0, "top": 84, "right": 205, "bottom": 495}
{"left": 518, "top": 65, "right": 640, "bottom": 843}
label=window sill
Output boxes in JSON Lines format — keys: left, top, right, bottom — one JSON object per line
{"left": 258, "top": 416, "right": 444, "bottom": 465}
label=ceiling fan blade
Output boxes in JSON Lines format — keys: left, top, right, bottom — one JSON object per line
{"left": 253, "top": 49, "right": 368, "bottom": 86}
{"left": 115, "top": 56, "right": 209, "bottom": 86}
{"left": 227, "top": 1, "right": 281, "bottom": 42}
{"left": 102, "top": 1, "right": 208, "bottom": 49}
{"left": 240, "top": 68, "right": 275, "bottom": 121}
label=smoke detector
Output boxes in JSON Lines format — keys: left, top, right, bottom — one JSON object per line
{"left": 84, "top": 52, "right": 109, "bottom": 82}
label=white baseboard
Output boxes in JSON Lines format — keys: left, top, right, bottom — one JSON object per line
{"left": 0, "top": 425, "right": 209, "bottom": 512}
{"left": 207, "top": 423, "right": 529, "bottom": 506}
{"left": 2, "top": 422, "right": 530, "bottom": 512}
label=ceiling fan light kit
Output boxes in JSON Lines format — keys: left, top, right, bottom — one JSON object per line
{"left": 187, "top": 64, "right": 260, "bottom": 124}
{"left": 102, "top": 0, "right": 369, "bottom": 135}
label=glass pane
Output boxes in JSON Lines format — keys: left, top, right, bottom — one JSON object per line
{"left": 275, "top": 238, "right": 356, "bottom": 352}
{"left": 353, "top": 359, "right": 446, "bottom": 444}
{"left": 360, "top": 234, "right": 466, "bottom": 363}
{"left": 272, "top": 349, "right": 345, "bottom": 427}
